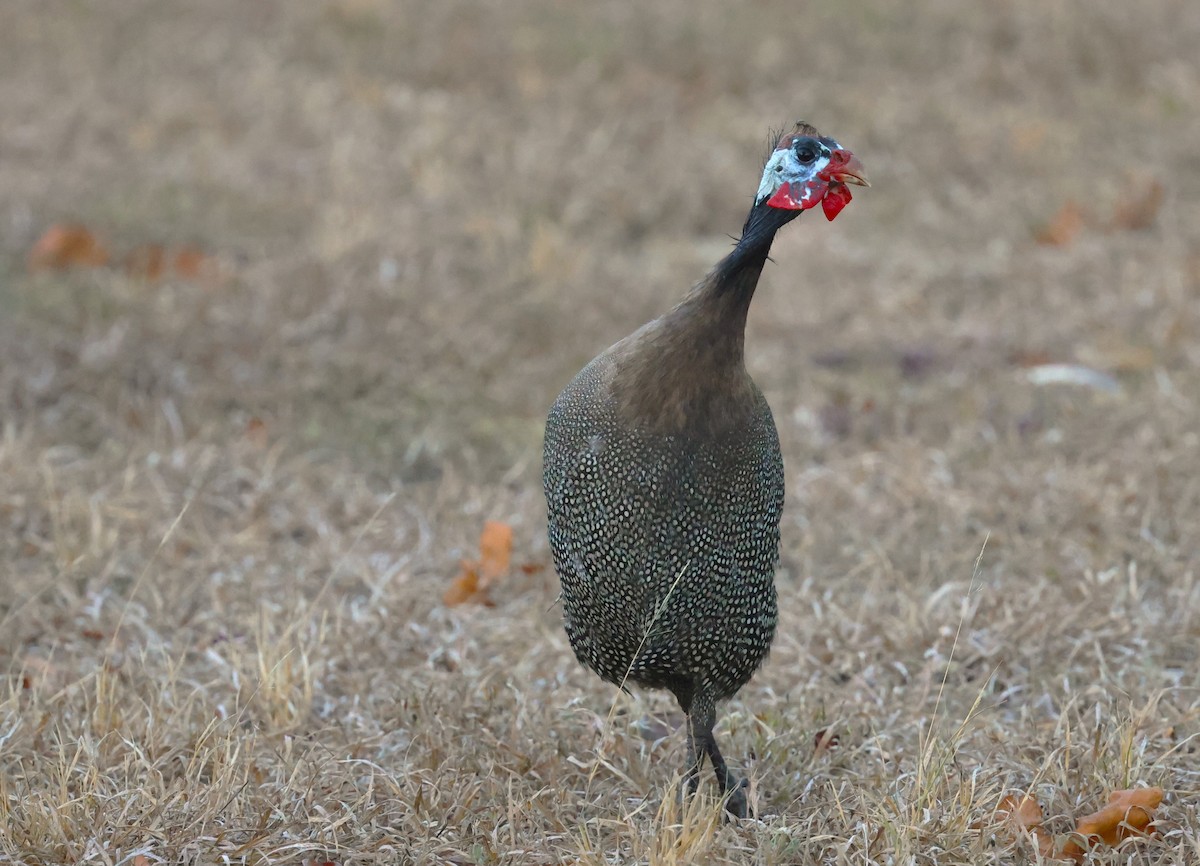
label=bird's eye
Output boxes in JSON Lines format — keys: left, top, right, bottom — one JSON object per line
{"left": 794, "top": 139, "right": 819, "bottom": 164}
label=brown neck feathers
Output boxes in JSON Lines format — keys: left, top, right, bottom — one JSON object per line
{"left": 609, "top": 201, "right": 798, "bottom": 436}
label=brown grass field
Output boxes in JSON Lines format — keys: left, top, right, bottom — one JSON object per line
{"left": 2, "top": 1, "right": 1200, "bottom": 863}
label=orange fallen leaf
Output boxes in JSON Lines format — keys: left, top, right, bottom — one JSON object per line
{"left": 27, "top": 223, "right": 110, "bottom": 271}
{"left": 478, "top": 520, "right": 513, "bottom": 582}
{"left": 171, "top": 245, "right": 217, "bottom": 280}
{"left": 1035, "top": 201, "right": 1083, "bottom": 247}
{"left": 443, "top": 562, "right": 486, "bottom": 607}
{"left": 1034, "top": 824, "right": 1056, "bottom": 857}
{"left": 444, "top": 521, "right": 512, "bottom": 607}
{"left": 125, "top": 243, "right": 216, "bottom": 283}
{"left": 993, "top": 792, "right": 1055, "bottom": 858}
{"left": 132, "top": 855, "right": 150, "bottom": 866}
{"left": 997, "top": 792, "right": 1044, "bottom": 829}
{"left": 1061, "top": 787, "right": 1163, "bottom": 861}
{"left": 125, "top": 244, "right": 168, "bottom": 281}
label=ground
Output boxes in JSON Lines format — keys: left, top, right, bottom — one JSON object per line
{"left": 1, "top": 1, "right": 1199, "bottom": 863}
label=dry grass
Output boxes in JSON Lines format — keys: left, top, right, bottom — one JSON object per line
{"left": 2, "top": 0, "right": 1200, "bottom": 863}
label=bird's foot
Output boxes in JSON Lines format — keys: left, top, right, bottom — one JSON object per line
{"left": 722, "top": 777, "right": 750, "bottom": 819}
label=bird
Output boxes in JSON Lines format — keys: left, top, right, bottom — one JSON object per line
{"left": 543, "top": 121, "right": 868, "bottom": 818}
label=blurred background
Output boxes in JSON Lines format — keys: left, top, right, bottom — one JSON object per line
{"left": 3, "top": 0, "right": 1196, "bottom": 487}
{"left": 2, "top": 1, "right": 1199, "bottom": 860}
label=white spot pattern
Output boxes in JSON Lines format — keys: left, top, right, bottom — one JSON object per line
{"left": 543, "top": 353, "right": 783, "bottom": 704}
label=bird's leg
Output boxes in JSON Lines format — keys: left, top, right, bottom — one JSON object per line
{"left": 674, "top": 683, "right": 703, "bottom": 797}
{"left": 684, "top": 714, "right": 702, "bottom": 796}
{"left": 689, "top": 691, "right": 750, "bottom": 819}
{"left": 704, "top": 731, "right": 749, "bottom": 818}
{"left": 704, "top": 731, "right": 740, "bottom": 795}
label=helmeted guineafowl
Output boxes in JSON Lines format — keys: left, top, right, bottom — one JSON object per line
{"left": 543, "top": 122, "right": 868, "bottom": 817}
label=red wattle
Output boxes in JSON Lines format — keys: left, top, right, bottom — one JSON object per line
{"left": 766, "top": 179, "right": 827, "bottom": 211}
{"left": 821, "top": 183, "right": 852, "bottom": 220}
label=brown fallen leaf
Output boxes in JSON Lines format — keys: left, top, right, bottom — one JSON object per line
{"left": 1061, "top": 787, "right": 1163, "bottom": 861}
{"left": 444, "top": 521, "right": 513, "bottom": 607}
{"left": 244, "top": 416, "right": 270, "bottom": 448}
{"left": 125, "top": 244, "right": 168, "bottom": 281}
{"left": 1008, "top": 348, "right": 1056, "bottom": 368}
{"left": 27, "top": 223, "right": 110, "bottom": 271}
{"left": 1110, "top": 178, "right": 1164, "bottom": 231}
{"left": 996, "top": 792, "right": 1044, "bottom": 829}
{"left": 993, "top": 792, "right": 1055, "bottom": 859}
{"left": 126, "top": 243, "right": 217, "bottom": 283}
{"left": 1035, "top": 201, "right": 1084, "bottom": 247}
{"left": 171, "top": 245, "right": 218, "bottom": 280}
{"left": 443, "top": 562, "right": 491, "bottom": 607}
{"left": 478, "top": 520, "right": 513, "bottom": 582}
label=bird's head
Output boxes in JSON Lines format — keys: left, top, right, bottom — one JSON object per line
{"left": 755, "top": 122, "right": 869, "bottom": 221}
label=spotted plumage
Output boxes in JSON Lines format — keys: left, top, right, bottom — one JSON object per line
{"left": 546, "top": 353, "right": 783, "bottom": 698}
{"left": 543, "top": 122, "right": 868, "bottom": 817}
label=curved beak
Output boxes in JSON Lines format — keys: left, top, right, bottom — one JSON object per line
{"left": 829, "top": 149, "right": 870, "bottom": 187}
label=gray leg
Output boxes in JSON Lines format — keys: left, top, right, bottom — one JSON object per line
{"left": 684, "top": 714, "right": 701, "bottom": 795}
{"left": 687, "top": 690, "right": 750, "bottom": 818}
{"left": 672, "top": 682, "right": 701, "bottom": 795}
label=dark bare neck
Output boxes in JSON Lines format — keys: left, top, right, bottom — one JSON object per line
{"left": 610, "top": 202, "right": 798, "bottom": 436}
{"left": 677, "top": 200, "right": 800, "bottom": 344}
